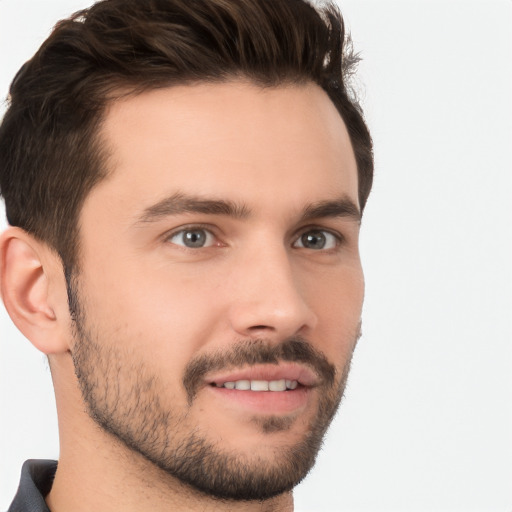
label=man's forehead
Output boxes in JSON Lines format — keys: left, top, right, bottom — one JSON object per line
{"left": 100, "top": 80, "right": 353, "bottom": 148}
{"left": 86, "top": 80, "right": 359, "bottom": 223}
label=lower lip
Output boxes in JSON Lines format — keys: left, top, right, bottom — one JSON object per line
{"left": 206, "top": 385, "right": 310, "bottom": 414}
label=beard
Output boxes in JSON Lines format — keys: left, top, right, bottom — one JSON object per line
{"left": 68, "top": 278, "right": 357, "bottom": 502}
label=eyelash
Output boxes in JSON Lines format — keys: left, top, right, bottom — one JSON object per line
{"left": 164, "top": 224, "right": 344, "bottom": 251}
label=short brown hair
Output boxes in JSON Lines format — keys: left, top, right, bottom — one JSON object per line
{"left": 0, "top": 0, "right": 373, "bottom": 269}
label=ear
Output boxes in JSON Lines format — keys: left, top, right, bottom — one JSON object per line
{"left": 0, "top": 227, "right": 71, "bottom": 354}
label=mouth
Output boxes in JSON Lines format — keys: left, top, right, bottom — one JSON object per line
{"left": 204, "top": 363, "right": 319, "bottom": 414}
{"left": 211, "top": 379, "right": 299, "bottom": 391}
{"left": 206, "top": 362, "right": 319, "bottom": 389}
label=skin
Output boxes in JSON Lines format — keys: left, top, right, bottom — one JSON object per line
{"left": 0, "top": 80, "right": 363, "bottom": 511}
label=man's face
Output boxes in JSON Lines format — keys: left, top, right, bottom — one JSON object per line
{"left": 70, "top": 81, "right": 363, "bottom": 500}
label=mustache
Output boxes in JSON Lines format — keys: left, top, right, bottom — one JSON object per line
{"left": 183, "top": 337, "right": 337, "bottom": 403}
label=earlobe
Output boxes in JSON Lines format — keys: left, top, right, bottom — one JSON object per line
{"left": 0, "top": 227, "right": 70, "bottom": 354}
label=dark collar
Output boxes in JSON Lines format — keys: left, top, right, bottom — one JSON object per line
{"left": 8, "top": 460, "right": 57, "bottom": 512}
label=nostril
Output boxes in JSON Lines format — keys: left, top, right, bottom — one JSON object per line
{"left": 248, "top": 325, "right": 275, "bottom": 332}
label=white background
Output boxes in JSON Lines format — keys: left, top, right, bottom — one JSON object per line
{"left": 0, "top": 1, "right": 511, "bottom": 510}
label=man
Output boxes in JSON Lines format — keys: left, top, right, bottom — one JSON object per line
{"left": 0, "top": 0, "right": 373, "bottom": 510}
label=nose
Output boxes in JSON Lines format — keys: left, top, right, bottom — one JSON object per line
{"left": 227, "top": 243, "right": 318, "bottom": 339}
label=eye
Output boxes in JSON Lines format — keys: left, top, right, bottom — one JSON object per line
{"left": 168, "top": 228, "right": 216, "bottom": 248}
{"left": 293, "top": 229, "right": 339, "bottom": 250}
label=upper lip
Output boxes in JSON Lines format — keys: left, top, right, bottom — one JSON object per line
{"left": 205, "top": 363, "right": 321, "bottom": 388}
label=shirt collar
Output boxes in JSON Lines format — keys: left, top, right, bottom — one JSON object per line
{"left": 8, "top": 459, "right": 57, "bottom": 512}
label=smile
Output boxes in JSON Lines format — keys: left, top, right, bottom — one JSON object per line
{"left": 201, "top": 363, "right": 319, "bottom": 414}
{"left": 205, "top": 362, "right": 319, "bottom": 390}
{"left": 213, "top": 379, "right": 299, "bottom": 391}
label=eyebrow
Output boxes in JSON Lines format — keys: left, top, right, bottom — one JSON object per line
{"left": 299, "top": 198, "right": 361, "bottom": 224}
{"left": 137, "top": 192, "right": 251, "bottom": 223}
{"left": 136, "top": 192, "right": 360, "bottom": 224}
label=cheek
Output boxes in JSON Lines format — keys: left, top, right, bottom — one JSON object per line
{"left": 305, "top": 258, "right": 364, "bottom": 313}
{"left": 305, "top": 265, "right": 364, "bottom": 358}
{"left": 78, "top": 261, "right": 225, "bottom": 377}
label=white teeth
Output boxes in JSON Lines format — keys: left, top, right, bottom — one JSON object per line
{"left": 235, "top": 380, "right": 251, "bottom": 390}
{"left": 217, "top": 379, "right": 298, "bottom": 391}
{"left": 251, "top": 380, "right": 269, "bottom": 391}
{"left": 269, "top": 379, "right": 287, "bottom": 391}
{"left": 286, "top": 379, "right": 298, "bottom": 390}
